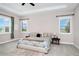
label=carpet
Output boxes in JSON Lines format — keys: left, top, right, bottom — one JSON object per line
{"left": 10, "top": 48, "right": 44, "bottom": 56}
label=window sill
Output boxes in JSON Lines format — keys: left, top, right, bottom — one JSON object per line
{"left": 20, "top": 32, "right": 29, "bottom": 33}
{"left": 59, "top": 33, "right": 72, "bottom": 35}
{"left": 0, "top": 32, "right": 11, "bottom": 34}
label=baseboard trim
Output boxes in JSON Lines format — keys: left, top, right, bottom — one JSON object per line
{"left": 60, "top": 42, "right": 73, "bottom": 45}
{"left": 60, "top": 42, "right": 79, "bottom": 50}
{"left": 74, "top": 44, "right": 79, "bottom": 49}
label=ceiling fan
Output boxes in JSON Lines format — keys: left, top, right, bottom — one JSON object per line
{"left": 22, "top": 3, "right": 35, "bottom": 6}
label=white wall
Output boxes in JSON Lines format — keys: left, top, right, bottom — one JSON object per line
{"left": 0, "top": 8, "right": 74, "bottom": 44}
{"left": 0, "top": 9, "right": 20, "bottom": 43}
{"left": 20, "top": 10, "right": 74, "bottom": 44}
{"left": 74, "top": 6, "right": 79, "bottom": 48}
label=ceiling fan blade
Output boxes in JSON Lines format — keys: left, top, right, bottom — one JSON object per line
{"left": 30, "top": 3, "right": 35, "bottom": 6}
{"left": 21, "top": 3, "right": 35, "bottom": 6}
{"left": 22, "top": 3, "right": 25, "bottom": 6}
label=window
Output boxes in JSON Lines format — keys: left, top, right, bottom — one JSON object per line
{"left": 21, "top": 20, "right": 28, "bottom": 32}
{"left": 59, "top": 16, "right": 72, "bottom": 34}
{"left": 0, "top": 15, "right": 11, "bottom": 33}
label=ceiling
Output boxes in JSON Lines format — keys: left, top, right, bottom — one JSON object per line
{"left": 0, "top": 3, "right": 78, "bottom": 16}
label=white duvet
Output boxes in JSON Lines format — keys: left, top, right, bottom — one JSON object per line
{"left": 18, "top": 37, "right": 51, "bottom": 48}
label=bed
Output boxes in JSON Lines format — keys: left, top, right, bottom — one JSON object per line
{"left": 17, "top": 37, "right": 51, "bottom": 53}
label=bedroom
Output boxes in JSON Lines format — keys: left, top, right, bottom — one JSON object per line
{"left": 0, "top": 3, "right": 79, "bottom": 56}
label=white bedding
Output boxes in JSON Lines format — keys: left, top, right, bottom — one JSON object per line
{"left": 17, "top": 37, "right": 51, "bottom": 53}
{"left": 18, "top": 38, "right": 50, "bottom": 48}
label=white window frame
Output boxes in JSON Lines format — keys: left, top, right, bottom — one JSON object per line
{"left": 59, "top": 16, "right": 72, "bottom": 34}
{"left": 20, "top": 20, "right": 28, "bottom": 33}
{"left": 0, "top": 15, "right": 11, "bottom": 34}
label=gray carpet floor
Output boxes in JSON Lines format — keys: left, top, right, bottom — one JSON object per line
{"left": 45, "top": 44, "right": 79, "bottom": 56}
{"left": 0, "top": 44, "right": 79, "bottom": 56}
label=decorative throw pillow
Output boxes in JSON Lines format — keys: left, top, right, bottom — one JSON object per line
{"left": 43, "top": 33, "right": 48, "bottom": 37}
{"left": 36, "top": 33, "right": 41, "bottom": 37}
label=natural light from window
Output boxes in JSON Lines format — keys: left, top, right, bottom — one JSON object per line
{"left": 0, "top": 15, "right": 11, "bottom": 34}
{"left": 21, "top": 20, "right": 28, "bottom": 33}
{"left": 59, "top": 16, "right": 72, "bottom": 34}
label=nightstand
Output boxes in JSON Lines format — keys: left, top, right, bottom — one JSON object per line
{"left": 51, "top": 37, "right": 60, "bottom": 45}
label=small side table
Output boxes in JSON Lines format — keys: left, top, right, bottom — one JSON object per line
{"left": 51, "top": 37, "right": 60, "bottom": 45}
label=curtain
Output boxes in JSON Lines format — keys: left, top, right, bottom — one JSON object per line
{"left": 11, "top": 17, "right": 14, "bottom": 39}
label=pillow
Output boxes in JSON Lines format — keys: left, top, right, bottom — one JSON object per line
{"left": 30, "top": 32, "right": 37, "bottom": 37}
{"left": 36, "top": 33, "right": 41, "bottom": 37}
{"left": 43, "top": 33, "right": 48, "bottom": 37}
{"left": 23, "top": 37, "right": 44, "bottom": 42}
